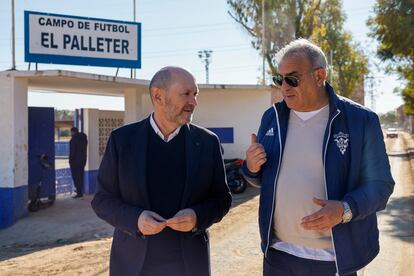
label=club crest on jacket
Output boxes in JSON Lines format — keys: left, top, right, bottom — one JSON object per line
{"left": 333, "top": 132, "right": 349, "bottom": 155}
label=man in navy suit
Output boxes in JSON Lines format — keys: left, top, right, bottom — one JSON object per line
{"left": 91, "top": 66, "right": 232, "bottom": 276}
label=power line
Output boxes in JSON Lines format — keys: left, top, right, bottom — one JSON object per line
{"left": 145, "top": 26, "right": 236, "bottom": 38}
{"left": 145, "top": 44, "right": 248, "bottom": 54}
{"left": 0, "top": 45, "right": 253, "bottom": 63}
{"left": 146, "top": 22, "right": 233, "bottom": 32}
{"left": 146, "top": 46, "right": 251, "bottom": 59}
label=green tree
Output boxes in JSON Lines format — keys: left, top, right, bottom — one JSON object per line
{"left": 228, "top": 0, "right": 322, "bottom": 75}
{"left": 311, "top": 0, "right": 368, "bottom": 97}
{"left": 378, "top": 110, "right": 397, "bottom": 126}
{"left": 55, "top": 109, "right": 74, "bottom": 121}
{"left": 228, "top": 0, "right": 368, "bottom": 97}
{"left": 368, "top": 0, "right": 414, "bottom": 114}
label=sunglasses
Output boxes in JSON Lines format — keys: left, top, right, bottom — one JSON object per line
{"left": 272, "top": 68, "right": 322, "bottom": 87}
{"left": 272, "top": 74, "right": 300, "bottom": 87}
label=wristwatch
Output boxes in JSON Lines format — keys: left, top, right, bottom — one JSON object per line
{"left": 342, "top": 201, "right": 353, "bottom": 223}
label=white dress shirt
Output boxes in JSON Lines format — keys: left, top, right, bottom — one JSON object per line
{"left": 150, "top": 114, "right": 182, "bottom": 143}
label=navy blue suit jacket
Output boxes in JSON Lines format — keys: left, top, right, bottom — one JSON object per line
{"left": 91, "top": 117, "right": 232, "bottom": 276}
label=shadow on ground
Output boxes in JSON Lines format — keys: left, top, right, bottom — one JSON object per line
{"left": 231, "top": 185, "right": 260, "bottom": 209}
{"left": 388, "top": 151, "right": 414, "bottom": 158}
{"left": 378, "top": 195, "right": 414, "bottom": 243}
{"left": 0, "top": 186, "right": 259, "bottom": 262}
{"left": 0, "top": 195, "right": 112, "bottom": 261}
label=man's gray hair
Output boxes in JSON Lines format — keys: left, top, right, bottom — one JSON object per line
{"left": 275, "top": 39, "right": 328, "bottom": 69}
{"left": 149, "top": 67, "right": 173, "bottom": 91}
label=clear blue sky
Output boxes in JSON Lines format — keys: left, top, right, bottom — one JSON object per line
{"left": 0, "top": 0, "right": 403, "bottom": 113}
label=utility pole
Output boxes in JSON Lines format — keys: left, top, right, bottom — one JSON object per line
{"left": 261, "top": 0, "right": 265, "bottom": 85}
{"left": 198, "top": 50, "right": 213, "bottom": 84}
{"left": 370, "top": 78, "right": 376, "bottom": 112}
{"left": 365, "top": 75, "right": 376, "bottom": 111}
{"left": 329, "top": 50, "right": 333, "bottom": 83}
{"left": 11, "top": 0, "right": 16, "bottom": 70}
{"left": 132, "top": 0, "right": 136, "bottom": 78}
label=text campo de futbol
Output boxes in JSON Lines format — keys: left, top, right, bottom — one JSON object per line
{"left": 38, "top": 17, "right": 133, "bottom": 54}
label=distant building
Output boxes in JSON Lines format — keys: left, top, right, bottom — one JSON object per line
{"left": 349, "top": 80, "right": 365, "bottom": 106}
{"left": 397, "top": 104, "right": 414, "bottom": 133}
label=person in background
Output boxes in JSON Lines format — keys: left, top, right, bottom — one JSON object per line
{"left": 69, "top": 127, "right": 87, "bottom": 198}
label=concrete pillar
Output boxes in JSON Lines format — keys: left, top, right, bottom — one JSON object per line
{"left": 82, "top": 108, "right": 99, "bottom": 194}
{"left": 0, "top": 73, "right": 29, "bottom": 229}
{"left": 124, "top": 88, "right": 147, "bottom": 124}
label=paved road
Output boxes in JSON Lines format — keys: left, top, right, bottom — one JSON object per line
{"left": 361, "top": 133, "right": 414, "bottom": 276}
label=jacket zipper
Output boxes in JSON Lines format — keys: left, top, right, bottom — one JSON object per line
{"left": 265, "top": 105, "right": 283, "bottom": 258}
{"left": 324, "top": 109, "right": 341, "bottom": 275}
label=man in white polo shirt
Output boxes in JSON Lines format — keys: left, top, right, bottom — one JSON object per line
{"left": 243, "top": 39, "right": 394, "bottom": 276}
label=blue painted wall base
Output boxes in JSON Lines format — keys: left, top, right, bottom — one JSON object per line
{"left": 0, "top": 186, "right": 28, "bottom": 229}
{"left": 0, "top": 169, "right": 97, "bottom": 230}
{"left": 84, "top": 170, "right": 98, "bottom": 194}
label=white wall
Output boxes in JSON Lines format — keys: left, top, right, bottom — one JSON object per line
{"left": 83, "top": 109, "right": 124, "bottom": 171}
{"left": 141, "top": 88, "right": 271, "bottom": 159}
{"left": 83, "top": 108, "right": 99, "bottom": 171}
{"left": 0, "top": 75, "right": 28, "bottom": 188}
{"left": 141, "top": 93, "right": 153, "bottom": 119}
{"left": 124, "top": 87, "right": 147, "bottom": 124}
{"left": 194, "top": 89, "right": 271, "bottom": 159}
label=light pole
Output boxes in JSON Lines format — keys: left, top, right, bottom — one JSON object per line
{"left": 365, "top": 75, "right": 377, "bottom": 111}
{"left": 261, "top": 0, "right": 265, "bottom": 85}
{"left": 11, "top": 0, "right": 16, "bottom": 70}
{"left": 132, "top": 0, "right": 136, "bottom": 78}
{"left": 198, "top": 50, "right": 213, "bottom": 84}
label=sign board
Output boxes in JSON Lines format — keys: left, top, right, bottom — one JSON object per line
{"left": 25, "top": 11, "right": 141, "bottom": 68}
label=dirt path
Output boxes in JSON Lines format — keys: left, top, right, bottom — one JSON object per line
{"left": 1, "top": 133, "right": 413, "bottom": 276}
{"left": 0, "top": 187, "right": 262, "bottom": 276}
{"left": 210, "top": 193, "right": 261, "bottom": 276}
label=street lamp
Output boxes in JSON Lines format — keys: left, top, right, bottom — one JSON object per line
{"left": 132, "top": 0, "right": 136, "bottom": 78}
{"left": 198, "top": 50, "right": 213, "bottom": 84}
{"left": 261, "top": 0, "right": 265, "bottom": 85}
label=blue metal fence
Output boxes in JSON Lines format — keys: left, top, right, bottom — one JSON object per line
{"left": 55, "top": 141, "right": 69, "bottom": 158}
{"left": 55, "top": 168, "right": 74, "bottom": 194}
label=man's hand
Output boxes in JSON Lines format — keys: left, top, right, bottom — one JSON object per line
{"left": 246, "top": 133, "right": 267, "bottom": 173}
{"left": 301, "top": 198, "right": 344, "bottom": 232}
{"left": 137, "top": 210, "right": 166, "bottom": 236}
{"left": 166, "top": 208, "right": 197, "bottom": 232}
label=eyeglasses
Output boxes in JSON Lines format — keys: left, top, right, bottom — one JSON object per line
{"left": 272, "top": 68, "right": 323, "bottom": 87}
{"left": 272, "top": 74, "right": 300, "bottom": 87}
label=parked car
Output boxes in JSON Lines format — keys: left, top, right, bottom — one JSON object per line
{"left": 386, "top": 128, "right": 398, "bottom": 138}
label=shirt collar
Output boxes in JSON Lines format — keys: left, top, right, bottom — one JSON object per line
{"left": 292, "top": 104, "right": 329, "bottom": 121}
{"left": 150, "top": 113, "right": 182, "bottom": 142}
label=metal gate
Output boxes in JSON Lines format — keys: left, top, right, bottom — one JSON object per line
{"left": 28, "top": 107, "right": 56, "bottom": 201}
